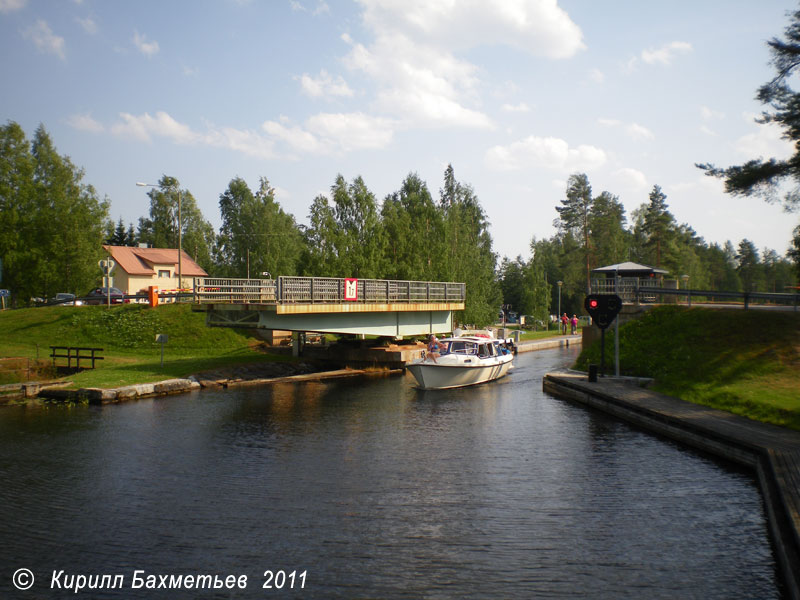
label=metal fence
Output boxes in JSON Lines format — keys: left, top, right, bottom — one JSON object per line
{"left": 194, "top": 278, "right": 277, "bottom": 304}
{"left": 591, "top": 278, "right": 799, "bottom": 310}
{"left": 194, "top": 277, "right": 465, "bottom": 305}
{"left": 591, "top": 278, "right": 661, "bottom": 303}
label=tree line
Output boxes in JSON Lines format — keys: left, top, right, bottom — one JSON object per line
{"left": 499, "top": 172, "right": 798, "bottom": 323}
{"left": 0, "top": 124, "right": 499, "bottom": 324}
{"left": 1, "top": 121, "right": 798, "bottom": 327}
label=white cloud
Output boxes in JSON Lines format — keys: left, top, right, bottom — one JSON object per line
{"left": 111, "top": 111, "right": 196, "bottom": 143}
{"left": 76, "top": 16, "right": 97, "bottom": 34}
{"left": 262, "top": 112, "right": 396, "bottom": 154}
{"left": 205, "top": 126, "right": 277, "bottom": 160}
{"left": 485, "top": 135, "right": 607, "bottom": 172}
{"left": 290, "top": 0, "right": 329, "bottom": 15}
{"left": 343, "top": 32, "right": 492, "bottom": 129}
{"left": 110, "top": 111, "right": 277, "bottom": 159}
{"left": 598, "top": 118, "right": 654, "bottom": 140}
{"left": 357, "top": 0, "right": 585, "bottom": 59}
{"left": 627, "top": 40, "right": 692, "bottom": 71}
{"left": 306, "top": 112, "right": 395, "bottom": 151}
{"left": 342, "top": 0, "right": 584, "bottom": 130}
{"left": 67, "top": 113, "right": 104, "bottom": 133}
{"left": 0, "top": 0, "right": 26, "bottom": 13}
{"left": 105, "top": 109, "right": 394, "bottom": 159}
{"left": 132, "top": 30, "right": 159, "bottom": 57}
{"left": 589, "top": 68, "right": 604, "bottom": 84}
{"left": 611, "top": 167, "right": 648, "bottom": 190}
{"left": 735, "top": 113, "right": 793, "bottom": 159}
{"left": 298, "top": 69, "right": 354, "bottom": 98}
{"left": 22, "top": 20, "right": 65, "bottom": 60}
{"left": 626, "top": 123, "right": 654, "bottom": 140}
{"left": 641, "top": 41, "right": 692, "bottom": 65}
{"left": 701, "top": 105, "right": 724, "bottom": 120}
{"left": 262, "top": 118, "right": 327, "bottom": 154}
{"left": 502, "top": 102, "right": 530, "bottom": 113}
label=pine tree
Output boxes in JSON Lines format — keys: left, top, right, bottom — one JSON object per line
{"left": 108, "top": 218, "right": 128, "bottom": 245}
{"left": 556, "top": 173, "right": 593, "bottom": 293}
{"left": 642, "top": 185, "right": 676, "bottom": 269}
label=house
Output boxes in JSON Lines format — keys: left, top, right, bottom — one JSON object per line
{"left": 591, "top": 261, "right": 671, "bottom": 303}
{"left": 102, "top": 245, "right": 208, "bottom": 295}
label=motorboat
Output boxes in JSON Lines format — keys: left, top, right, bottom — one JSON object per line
{"left": 407, "top": 333, "right": 515, "bottom": 390}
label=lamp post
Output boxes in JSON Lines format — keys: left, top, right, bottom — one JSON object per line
{"left": 681, "top": 274, "right": 690, "bottom": 307}
{"left": 137, "top": 181, "right": 182, "bottom": 297}
{"left": 556, "top": 280, "right": 563, "bottom": 333}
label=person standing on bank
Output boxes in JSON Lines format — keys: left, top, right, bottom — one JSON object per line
{"left": 571, "top": 314, "right": 578, "bottom": 335}
{"left": 561, "top": 313, "right": 569, "bottom": 335}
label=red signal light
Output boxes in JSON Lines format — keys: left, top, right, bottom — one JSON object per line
{"left": 589, "top": 299, "right": 598, "bottom": 308}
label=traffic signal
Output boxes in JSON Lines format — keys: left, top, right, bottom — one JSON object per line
{"left": 584, "top": 294, "right": 622, "bottom": 329}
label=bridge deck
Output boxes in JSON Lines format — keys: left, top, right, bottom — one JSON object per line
{"left": 191, "top": 276, "right": 465, "bottom": 337}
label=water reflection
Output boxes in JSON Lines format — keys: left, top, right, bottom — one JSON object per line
{"left": 0, "top": 347, "right": 781, "bottom": 599}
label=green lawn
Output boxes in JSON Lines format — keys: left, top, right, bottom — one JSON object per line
{"left": 576, "top": 306, "right": 800, "bottom": 430}
{"left": 0, "top": 303, "right": 290, "bottom": 389}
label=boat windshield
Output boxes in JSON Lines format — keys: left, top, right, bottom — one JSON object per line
{"left": 443, "top": 340, "right": 478, "bottom": 355}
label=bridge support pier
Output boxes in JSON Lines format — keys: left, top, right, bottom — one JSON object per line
{"left": 292, "top": 331, "right": 304, "bottom": 357}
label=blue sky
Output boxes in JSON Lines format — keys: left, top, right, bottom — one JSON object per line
{"left": 2, "top": 0, "right": 798, "bottom": 264}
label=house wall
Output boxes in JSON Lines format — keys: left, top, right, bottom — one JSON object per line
{"left": 118, "top": 271, "right": 198, "bottom": 296}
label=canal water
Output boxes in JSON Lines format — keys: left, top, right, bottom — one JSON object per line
{"left": 0, "top": 347, "right": 781, "bottom": 599}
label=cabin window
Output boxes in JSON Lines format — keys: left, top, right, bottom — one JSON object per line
{"left": 158, "top": 270, "right": 170, "bottom": 278}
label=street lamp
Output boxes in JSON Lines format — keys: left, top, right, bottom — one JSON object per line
{"left": 681, "top": 274, "right": 690, "bottom": 307}
{"left": 556, "top": 281, "right": 563, "bottom": 333}
{"left": 136, "top": 181, "right": 183, "bottom": 295}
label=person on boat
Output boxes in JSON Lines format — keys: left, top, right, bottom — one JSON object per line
{"left": 427, "top": 334, "right": 444, "bottom": 362}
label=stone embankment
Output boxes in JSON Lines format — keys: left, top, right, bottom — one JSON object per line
{"left": 516, "top": 334, "right": 581, "bottom": 353}
{"left": 30, "top": 361, "right": 382, "bottom": 405}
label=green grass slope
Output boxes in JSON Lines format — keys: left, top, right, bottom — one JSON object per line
{"left": 0, "top": 304, "right": 283, "bottom": 388}
{"left": 576, "top": 306, "right": 800, "bottom": 430}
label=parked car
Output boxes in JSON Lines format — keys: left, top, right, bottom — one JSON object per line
{"left": 53, "top": 292, "right": 83, "bottom": 306}
{"left": 85, "top": 287, "right": 127, "bottom": 305}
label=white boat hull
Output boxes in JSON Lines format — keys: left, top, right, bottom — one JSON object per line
{"left": 407, "top": 354, "right": 513, "bottom": 390}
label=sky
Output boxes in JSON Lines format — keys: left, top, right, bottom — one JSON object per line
{"left": 2, "top": 0, "right": 799, "bottom": 265}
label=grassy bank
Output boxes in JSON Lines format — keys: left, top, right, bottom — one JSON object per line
{"left": 0, "top": 304, "right": 572, "bottom": 391}
{"left": 0, "top": 303, "right": 291, "bottom": 388}
{"left": 576, "top": 306, "right": 800, "bottom": 430}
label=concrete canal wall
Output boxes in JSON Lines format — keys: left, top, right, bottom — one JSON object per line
{"left": 543, "top": 370, "right": 800, "bottom": 599}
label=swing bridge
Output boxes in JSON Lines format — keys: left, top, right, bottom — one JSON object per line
{"left": 190, "top": 276, "right": 466, "bottom": 339}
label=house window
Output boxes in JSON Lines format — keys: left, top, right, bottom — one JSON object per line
{"left": 158, "top": 270, "right": 170, "bottom": 278}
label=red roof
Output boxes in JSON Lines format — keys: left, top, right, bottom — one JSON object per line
{"left": 103, "top": 245, "right": 208, "bottom": 277}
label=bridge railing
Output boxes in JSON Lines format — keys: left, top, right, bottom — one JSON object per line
{"left": 193, "top": 277, "right": 465, "bottom": 305}
{"left": 194, "top": 278, "right": 277, "bottom": 303}
{"left": 591, "top": 278, "right": 799, "bottom": 310}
